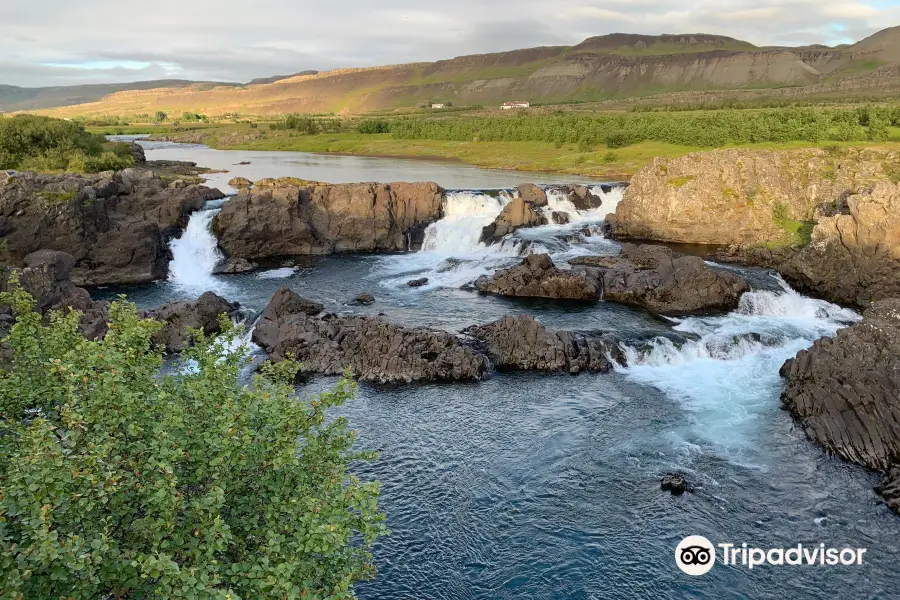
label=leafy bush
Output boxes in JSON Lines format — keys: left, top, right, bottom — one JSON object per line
{"left": 0, "top": 287, "right": 386, "bottom": 599}
{"left": 357, "top": 119, "right": 392, "bottom": 134}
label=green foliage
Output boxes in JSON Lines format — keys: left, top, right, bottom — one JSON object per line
{"left": 667, "top": 175, "right": 696, "bottom": 188}
{"left": 0, "top": 115, "right": 133, "bottom": 173}
{"left": 357, "top": 119, "right": 392, "bottom": 134}
{"left": 0, "top": 288, "right": 386, "bottom": 599}
{"left": 602, "top": 151, "right": 619, "bottom": 163}
{"left": 771, "top": 200, "right": 814, "bottom": 247}
{"left": 389, "top": 106, "right": 880, "bottom": 148}
{"left": 155, "top": 111, "right": 168, "bottom": 122}
{"left": 181, "top": 112, "right": 208, "bottom": 123}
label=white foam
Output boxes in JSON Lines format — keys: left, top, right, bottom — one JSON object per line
{"left": 168, "top": 209, "right": 229, "bottom": 295}
{"left": 422, "top": 191, "right": 511, "bottom": 254}
{"left": 617, "top": 278, "right": 861, "bottom": 461}
{"left": 257, "top": 267, "right": 298, "bottom": 279}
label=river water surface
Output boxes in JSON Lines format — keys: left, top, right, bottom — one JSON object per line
{"left": 96, "top": 141, "right": 900, "bottom": 599}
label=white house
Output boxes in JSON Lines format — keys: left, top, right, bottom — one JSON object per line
{"left": 431, "top": 103, "right": 446, "bottom": 109}
{"left": 501, "top": 101, "right": 530, "bottom": 110}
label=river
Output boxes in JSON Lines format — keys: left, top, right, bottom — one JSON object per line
{"left": 96, "top": 140, "right": 900, "bottom": 599}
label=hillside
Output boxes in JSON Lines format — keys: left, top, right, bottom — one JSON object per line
{"left": 33, "top": 27, "right": 900, "bottom": 117}
{"left": 0, "top": 80, "right": 243, "bottom": 113}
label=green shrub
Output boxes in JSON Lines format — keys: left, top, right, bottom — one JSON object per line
{"left": 602, "top": 151, "right": 619, "bottom": 163}
{"left": 0, "top": 287, "right": 386, "bottom": 599}
{"left": 357, "top": 119, "right": 392, "bottom": 134}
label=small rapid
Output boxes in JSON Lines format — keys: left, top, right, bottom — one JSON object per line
{"left": 168, "top": 207, "right": 230, "bottom": 295}
{"left": 616, "top": 277, "right": 861, "bottom": 463}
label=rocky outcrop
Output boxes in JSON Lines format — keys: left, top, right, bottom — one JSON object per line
{"left": 0, "top": 250, "right": 239, "bottom": 349}
{"left": 228, "top": 177, "right": 252, "bottom": 188}
{"left": 130, "top": 143, "right": 146, "bottom": 166}
{"left": 548, "top": 184, "right": 605, "bottom": 210}
{"left": 139, "top": 292, "right": 242, "bottom": 353}
{"left": 252, "top": 289, "right": 486, "bottom": 383}
{"left": 780, "top": 299, "right": 900, "bottom": 513}
{"left": 0, "top": 170, "right": 225, "bottom": 286}
{"left": 479, "top": 197, "right": 548, "bottom": 244}
{"left": 213, "top": 181, "right": 443, "bottom": 258}
{"left": 464, "top": 315, "right": 613, "bottom": 374}
{"left": 580, "top": 244, "right": 750, "bottom": 315}
{"left": 260, "top": 287, "right": 324, "bottom": 319}
{"left": 213, "top": 257, "right": 258, "bottom": 275}
{"left": 475, "top": 254, "right": 599, "bottom": 300}
{"left": 516, "top": 183, "right": 548, "bottom": 206}
{"left": 613, "top": 148, "right": 893, "bottom": 246}
{"left": 717, "top": 182, "right": 900, "bottom": 307}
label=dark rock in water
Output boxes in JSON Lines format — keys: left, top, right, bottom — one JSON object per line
{"left": 228, "top": 177, "right": 253, "bottom": 188}
{"left": 575, "top": 244, "right": 749, "bottom": 315}
{"left": 480, "top": 197, "right": 548, "bottom": 245}
{"left": 252, "top": 294, "right": 487, "bottom": 383}
{"left": 548, "top": 184, "right": 604, "bottom": 210}
{"left": 661, "top": 473, "right": 689, "bottom": 496}
{"left": 139, "top": 291, "right": 241, "bottom": 353}
{"left": 214, "top": 257, "right": 257, "bottom": 274}
{"left": 407, "top": 277, "right": 429, "bottom": 288}
{"left": 130, "top": 142, "right": 146, "bottom": 166}
{"left": 551, "top": 211, "right": 570, "bottom": 225}
{"left": 356, "top": 293, "right": 376, "bottom": 305}
{"left": 213, "top": 181, "right": 444, "bottom": 258}
{"left": 464, "top": 315, "right": 613, "bottom": 374}
{"left": 0, "top": 170, "right": 225, "bottom": 286}
{"left": 516, "top": 183, "right": 548, "bottom": 207}
{"left": 475, "top": 254, "right": 599, "bottom": 300}
{"left": 876, "top": 468, "right": 900, "bottom": 514}
{"left": 781, "top": 298, "right": 900, "bottom": 514}
{"left": 236, "top": 161, "right": 252, "bottom": 165}
{"left": 261, "top": 287, "right": 323, "bottom": 319}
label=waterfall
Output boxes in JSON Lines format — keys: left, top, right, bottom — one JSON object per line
{"left": 168, "top": 208, "right": 227, "bottom": 295}
{"left": 421, "top": 190, "right": 512, "bottom": 254}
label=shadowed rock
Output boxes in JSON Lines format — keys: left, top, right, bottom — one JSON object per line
{"left": 252, "top": 301, "right": 487, "bottom": 384}
{"left": 0, "top": 170, "right": 224, "bottom": 286}
{"left": 139, "top": 291, "right": 242, "bottom": 353}
{"left": 464, "top": 315, "right": 613, "bottom": 374}
{"left": 475, "top": 254, "right": 599, "bottom": 300}
{"left": 781, "top": 299, "right": 900, "bottom": 513}
{"left": 479, "top": 197, "right": 548, "bottom": 245}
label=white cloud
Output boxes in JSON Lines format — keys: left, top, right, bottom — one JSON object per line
{"left": 0, "top": 0, "right": 895, "bottom": 87}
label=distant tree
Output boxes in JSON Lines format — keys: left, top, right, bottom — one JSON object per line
{"left": 155, "top": 111, "right": 168, "bottom": 122}
{"left": 0, "top": 287, "right": 386, "bottom": 599}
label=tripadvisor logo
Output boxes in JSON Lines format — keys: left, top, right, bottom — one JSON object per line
{"left": 675, "top": 536, "right": 868, "bottom": 575}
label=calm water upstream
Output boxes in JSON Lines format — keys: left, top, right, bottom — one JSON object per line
{"left": 95, "top": 140, "right": 900, "bottom": 599}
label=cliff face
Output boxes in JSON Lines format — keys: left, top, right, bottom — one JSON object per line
{"left": 613, "top": 147, "right": 900, "bottom": 307}
{"left": 39, "top": 28, "right": 900, "bottom": 117}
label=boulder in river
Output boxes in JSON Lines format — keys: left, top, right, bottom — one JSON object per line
{"left": 261, "top": 287, "right": 324, "bottom": 318}
{"left": 213, "top": 181, "right": 444, "bottom": 257}
{"left": 475, "top": 254, "right": 600, "bottom": 300}
{"left": 780, "top": 298, "right": 900, "bottom": 514}
{"left": 252, "top": 291, "right": 487, "bottom": 383}
{"left": 479, "top": 197, "right": 548, "bottom": 245}
{"left": 407, "top": 277, "right": 429, "bottom": 288}
{"left": 516, "top": 183, "right": 548, "bottom": 206}
{"left": 464, "top": 315, "right": 613, "bottom": 374}
{"left": 580, "top": 244, "right": 750, "bottom": 315}
{"left": 356, "top": 293, "right": 376, "bottom": 305}
{"left": 214, "top": 257, "right": 258, "bottom": 275}
{"left": 139, "top": 291, "right": 242, "bottom": 353}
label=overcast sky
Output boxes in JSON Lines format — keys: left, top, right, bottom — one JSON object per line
{"left": 2, "top": 0, "right": 899, "bottom": 87}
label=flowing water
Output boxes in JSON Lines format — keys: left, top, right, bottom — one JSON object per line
{"left": 92, "top": 142, "right": 900, "bottom": 599}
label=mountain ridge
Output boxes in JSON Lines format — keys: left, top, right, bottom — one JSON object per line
{"left": 18, "top": 27, "right": 900, "bottom": 117}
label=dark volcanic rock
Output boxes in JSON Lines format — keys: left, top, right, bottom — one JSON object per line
{"left": 781, "top": 299, "right": 900, "bottom": 513}
{"left": 475, "top": 254, "right": 599, "bottom": 300}
{"left": 261, "top": 287, "right": 324, "bottom": 319}
{"left": 577, "top": 244, "right": 750, "bottom": 315}
{"left": 0, "top": 170, "right": 225, "bottom": 286}
{"left": 356, "top": 293, "right": 376, "bottom": 305}
{"left": 661, "top": 473, "right": 689, "bottom": 496}
{"left": 407, "top": 277, "right": 429, "bottom": 288}
{"left": 252, "top": 295, "right": 487, "bottom": 383}
{"left": 130, "top": 142, "right": 146, "bottom": 166}
{"left": 139, "top": 291, "right": 242, "bottom": 353}
{"left": 16, "top": 250, "right": 93, "bottom": 313}
{"left": 213, "top": 257, "right": 257, "bottom": 274}
{"left": 464, "top": 315, "right": 612, "bottom": 374}
{"left": 480, "top": 197, "right": 548, "bottom": 245}
{"left": 213, "top": 181, "right": 444, "bottom": 258}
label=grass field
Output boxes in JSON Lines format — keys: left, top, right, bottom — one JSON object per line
{"left": 88, "top": 117, "right": 900, "bottom": 179}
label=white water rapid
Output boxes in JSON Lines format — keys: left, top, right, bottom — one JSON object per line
{"left": 616, "top": 276, "right": 861, "bottom": 464}
{"left": 375, "top": 185, "right": 625, "bottom": 290}
{"left": 168, "top": 208, "right": 229, "bottom": 295}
